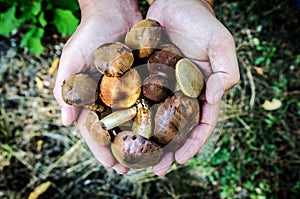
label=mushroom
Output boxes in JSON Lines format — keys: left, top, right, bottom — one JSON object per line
{"left": 142, "top": 43, "right": 182, "bottom": 102}
{"left": 61, "top": 74, "right": 99, "bottom": 106}
{"left": 154, "top": 92, "right": 200, "bottom": 150}
{"left": 132, "top": 99, "right": 153, "bottom": 139}
{"left": 94, "top": 42, "right": 134, "bottom": 77}
{"left": 111, "top": 131, "right": 163, "bottom": 169}
{"left": 100, "top": 69, "right": 141, "bottom": 108}
{"left": 142, "top": 73, "right": 173, "bottom": 102}
{"left": 175, "top": 58, "right": 205, "bottom": 98}
{"left": 86, "top": 107, "right": 137, "bottom": 145}
{"left": 148, "top": 43, "right": 182, "bottom": 79}
{"left": 125, "top": 19, "right": 161, "bottom": 58}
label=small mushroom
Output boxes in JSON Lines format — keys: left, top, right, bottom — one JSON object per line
{"left": 148, "top": 43, "right": 182, "bottom": 78}
{"left": 100, "top": 69, "right": 141, "bottom": 108}
{"left": 175, "top": 58, "right": 204, "bottom": 98}
{"left": 142, "top": 73, "right": 173, "bottom": 102}
{"left": 132, "top": 99, "right": 153, "bottom": 139}
{"left": 86, "top": 107, "right": 137, "bottom": 145}
{"left": 154, "top": 92, "right": 200, "bottom": 150}
{"left": 61, "top": 74, "right": 98, "bottom": 106}
{"left": 125, "top": 19, "right": 161, "bottom": 58}
{"left": 111, "top": 131, "right": 163, "bottom": 169}
{"left": 94, "top": 42, "right": 134, "bottom": 77}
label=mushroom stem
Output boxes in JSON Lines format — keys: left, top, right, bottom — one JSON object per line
{"left": 100, "top": 107, "right": 137, "bottom": 130}
{"left": 132, "top": 100, "right": 153, "bottom": 139}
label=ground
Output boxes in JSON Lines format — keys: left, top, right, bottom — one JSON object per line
{"left": 0, "top": 1, "right": 299, "bottom": 198}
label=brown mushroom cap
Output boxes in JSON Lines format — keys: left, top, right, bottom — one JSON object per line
{"left": 94, "top": 42, "right": 134, "bottom": 77}
{"left": 61, "top": 74, "right": 98, "bottom": 106}
{"left": 100, "top": 69, "right": 141, "bottom": 108}
{"left": 125, "top": 19, "right": 161, "bottom": 58}
{"left": 90, "top": 120, "right": 111, "bottom": 145}
{"left": 148, "top": 43, "right": 182, "bottom": 78}
{"left": 111, "top": 131, "right": 163, "bottom": 169}
{"left": 142, "top": 74, "right": 173, "bottom": 103}
{"left": 154, "top": 92, "right": 200, "bottom": 150}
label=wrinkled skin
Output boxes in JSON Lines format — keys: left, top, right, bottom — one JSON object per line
{"left": 147, "top": 0, "right": 240, "bottom": 176}
{"left": 53, "top": 0, "right": 240, "bottom": 175}
{"left": 53, "top": 0, "right": 142, "bottom": 174}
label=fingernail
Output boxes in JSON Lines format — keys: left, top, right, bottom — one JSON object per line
{"left": 61, "top": 108, "right": 74, "bottom": 126}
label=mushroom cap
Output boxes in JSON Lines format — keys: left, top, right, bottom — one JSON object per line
{"left": 100, "top": 69, "right": 141, "bottom": 109}
{"left": 125, "top": 19, "right": 161, "bottom": 58}
{"left": 85, "top": 111, "right": 111, "bottom": 145}
{"left": 175, "top": 58, "right": 204, "bottom": 98}
{"left": 142, "top": 74, "right": 173, "bottom": 103}
{"left": 90, "top": 120, "right": 111, "bottom": 145}
{"left": 62, "top": 74, "right": 98, "bottom": 106}
{"left": 154, "top": 92, "right": 200, "bottom": 150}
{"left": 147, "top": 43, "right": 182, "bottom": 78}
{"left": 111, "top": 131, "right": 163, "bottom": 169}
{"left": 94, "top": 42, "right": 134, "bottom": 77}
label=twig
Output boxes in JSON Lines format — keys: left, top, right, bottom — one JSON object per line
{"left": 246, "top": 66, "right": 256, "bottom": 108}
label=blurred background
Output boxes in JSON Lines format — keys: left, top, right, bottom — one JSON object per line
{"left": 0, "top": 0, "right": 299, "bottom": 198}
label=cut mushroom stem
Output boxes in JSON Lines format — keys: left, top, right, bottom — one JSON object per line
{"left": 86, "top": 107, "right": 137, "bottom": 145}
{"left": 100, "top": 106, "right": 137, "bottom": 130}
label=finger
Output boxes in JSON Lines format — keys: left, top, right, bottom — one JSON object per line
{"left": 152, "top": 151, "right": 174, "bottom": 176}
{"left": 76, "top": 109, "right": 119, "bottom": 168}
{"left": 53, "top": 33, "right": 91, "bottom": 126}
{"left": 53, "top": 22, "right": 124, "bottom": 126}
{"left": 175, "top": 100, "right": 221, "bottom": 164}
{"left": 208, "top": 27, "right": 240, "bottom": 92}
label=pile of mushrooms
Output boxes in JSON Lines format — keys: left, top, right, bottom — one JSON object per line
{"left": 61, "top": 19, "right": 205, "bottom": 169}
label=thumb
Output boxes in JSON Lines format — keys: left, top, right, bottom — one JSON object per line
{"left": 205, "top": 27, "right": 240, "bottom": 104}
{"left": 53, "top": 34, "right": 89, "bottom": 126}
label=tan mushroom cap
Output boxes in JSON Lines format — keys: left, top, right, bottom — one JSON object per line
{"left": 125, "top": 19, "right": 161, "bottom": 58}
{"left": 175, "top": 58, "right": 204, "bottom": 98}
{"left": 94, "top": 42, "right": 134, "bottom": 77}
{"left": 100, "top": 69, "right": 141, "bottom": 109}
{"left": 90, "top": 120, "right": 111, "bottom": 146}
{"left": 61, "top": 74, "right": 98, "bottom": 106}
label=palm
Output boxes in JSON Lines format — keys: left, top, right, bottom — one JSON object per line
{"left": 147, "top": 0, "right": 239, "bottom": 175}
{"left": 53, "top": 1, "right": 142, "bottom": 174}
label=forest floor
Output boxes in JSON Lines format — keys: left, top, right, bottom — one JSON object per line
{"left": 0, "top": 1, "right": 300, "bottom": 198}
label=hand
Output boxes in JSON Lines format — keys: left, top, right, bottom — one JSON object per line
{"left": 147, "top": 0, "right": 240, "bottom": 175}
{"left": 53, "top": 0, "right": 142, "bottom": 174}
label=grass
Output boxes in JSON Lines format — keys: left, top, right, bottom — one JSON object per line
{"left": 0, "top": 0, "right": 299, "bottom": 198}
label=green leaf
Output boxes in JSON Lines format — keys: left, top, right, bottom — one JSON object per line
{"left": 0, "top": 6, "right": 22, "bottom": 35}
{"left": 38, "top": 12, "right": 47, "bottom": 27}
{"left": 254, "top": 57, "right": 265, "bottom": 65}
{"left": 20, "top": 1, "right": 42, "bottom": 21}
{"left": 51, "top": 0, "right": 80, "bottom": 12}
{"left": 53, "top": 8, "right": 79, "bottom": 36}
{"left": 21, "top": 25, "right": 45, "bottom": 55}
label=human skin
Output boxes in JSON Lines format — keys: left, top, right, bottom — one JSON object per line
{"left": 53, "top": 0, "right": 240, "bottom": 175}
{"left": 146, "top": 0, "right": 240, "bottom": 175}
{"left": 53, "top": 0, "right": 142, "bottom": 174}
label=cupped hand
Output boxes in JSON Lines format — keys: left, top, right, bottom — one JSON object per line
{"left": 147, "top": 0, "right": 240, "bottom": 175}
{"left": 53, "top": 0, "right": 142, "bottom": 174}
